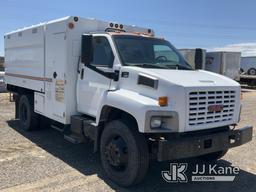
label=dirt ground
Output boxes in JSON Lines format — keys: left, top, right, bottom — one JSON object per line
{"left": 0, "top": 91, "right": 255, "bottom": 192}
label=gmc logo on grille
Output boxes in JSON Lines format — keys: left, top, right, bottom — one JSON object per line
{"left": 208, "top": 104, "right": 224, "bottom": 112}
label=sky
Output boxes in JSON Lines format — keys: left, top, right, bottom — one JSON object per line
{"left": 1, "top": 0, "right": 256, "bottom": 56}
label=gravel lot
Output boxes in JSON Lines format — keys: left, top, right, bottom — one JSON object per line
{"left": 0, "top": 91, "right": 255, "bottom": 192}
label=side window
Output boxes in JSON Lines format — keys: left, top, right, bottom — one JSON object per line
{"left": 91, "top": 36, "right": 114, "bottom": 67}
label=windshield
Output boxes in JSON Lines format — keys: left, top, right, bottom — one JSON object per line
{"left": 113, "top": 35, "right": 192, "bottom": 70}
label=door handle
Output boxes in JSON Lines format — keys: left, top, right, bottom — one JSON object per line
{"left": 53, "top": 71, "right": 57, "bottom": 79}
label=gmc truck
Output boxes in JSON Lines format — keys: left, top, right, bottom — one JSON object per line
{"left": 4, "top": 16, "right": 253, "bottom": 186}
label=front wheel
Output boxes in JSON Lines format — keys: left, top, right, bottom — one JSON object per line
{"left": 197, "top": 150, "right": 228, "bottom": 162}
{"left": 100, "top": 120, "right": 149, "bottom": 187}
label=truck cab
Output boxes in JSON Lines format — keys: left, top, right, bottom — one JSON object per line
{"left": 4, "top": 16, "right": 252, "bottom": 187}
{"left": 78, "top": 32, "right": 240, "bottom": 133}
{"left": 77, "top": 32, "right": 193, "bottom": 132}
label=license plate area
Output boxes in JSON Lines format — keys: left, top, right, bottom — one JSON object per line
{"left": 204, "top": 139, "right": 212, "bottom": 149}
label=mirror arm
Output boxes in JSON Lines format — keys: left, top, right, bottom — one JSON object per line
{"left": 86, "top": 64, "right": 119, "bottom": 81}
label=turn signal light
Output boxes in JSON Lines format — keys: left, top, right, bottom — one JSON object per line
{"left": 158, "top": 96, "right": 168, "bottom": 106}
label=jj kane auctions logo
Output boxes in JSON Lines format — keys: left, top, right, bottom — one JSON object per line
{"left": 162, "top": 163, "right": 239, "bottom": 182}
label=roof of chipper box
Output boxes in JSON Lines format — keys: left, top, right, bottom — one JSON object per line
{"left": 4, "top": 16, "right": 154, "bottom": 37}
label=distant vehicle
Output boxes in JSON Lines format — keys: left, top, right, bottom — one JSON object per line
{"left": 0, "top": 56, "right": 4, "bottom": 71}
{"left": 179, "top": 48, "right": 206, "bottom": 69}
{"left": 4, "top": 16, "right": 252, "bottom": 186}
{"left": 205, "top": 51, "right": 241, "bottom": 81}
{"left": 240, "top": 56, "right": 256, "bottom": 75}
{"left": 0, "top": 71, "right": 6, "bottom": 92}
{"left": 0, "top": 71, "right": 4, "bottom": 80}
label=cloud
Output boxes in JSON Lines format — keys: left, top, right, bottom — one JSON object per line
{"left": 208, "top": 43, "right": 256, "bottom": 57}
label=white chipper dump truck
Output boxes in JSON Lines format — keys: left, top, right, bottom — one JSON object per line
{"left": 4, "top": 16, "right": 252, "bottom": 186}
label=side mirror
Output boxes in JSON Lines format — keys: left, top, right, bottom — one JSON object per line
{"left": 195, "top": 48, "right": 204, "bottom": 70}
{"left": 81, "top": 34, "right": 93, "bottom": 65}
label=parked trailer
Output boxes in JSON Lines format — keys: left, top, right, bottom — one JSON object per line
{"left": 0, "top": 71, "right": 6, "bottom": 92}
{"left": 4, "top": 16, "right": 252, "bottom": 187}
{"left": 0, "top": 56, "right": 4, "bottom": 71}
{"left": 239, "top": 74, "right": 256, "bottom": 86}
{"left": 205, "top": 51, "right": 241, "bottom": 81}
{"left": 240, "top": 56, "right": 256, "bottom": 75}
{"left": 179, "top": 48, "right": 206, "bottom": 69}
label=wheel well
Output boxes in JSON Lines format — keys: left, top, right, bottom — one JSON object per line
{"left": 7, "top": 84, "right": 34, "bottom": 96}
{"left": 100, "top": 105, "right": 138, "bottom": 128}
{"left": 7, "top": 85, "right": 35, "bottom": 118}
{"left": 94, "top": 106, "right": 139, "bottom": 153}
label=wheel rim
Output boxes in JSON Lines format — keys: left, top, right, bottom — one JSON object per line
{"left": 104, "top": 135, "right": 128, "bottom": 171}
{"left": 20, "top": 103, "right": 28, "bottom": 123}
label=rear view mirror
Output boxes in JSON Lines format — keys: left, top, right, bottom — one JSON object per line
{"left": 81, "top": 34, "right": 93, "bottom": 65}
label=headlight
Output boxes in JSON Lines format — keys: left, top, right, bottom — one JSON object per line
{"left": 146, "top": 111, "right": 178, "bottom": 132}
{"left": 150, "top": 117, "right": 162, "bottom": 128}
{"left": 150, "top": 116, "right": 169, "bottom": 129}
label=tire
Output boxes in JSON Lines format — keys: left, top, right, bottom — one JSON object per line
{"left": 197, "top": 150, "right": 228, "bottom": 162}
{"left": 19, "top": 94, "right": 39, "bottom": 131}
{"left": 247, "top": 68, "right": 256, "bottom": 75}
{"left": 100, "top": 120, "right": 149, "bottom": 187}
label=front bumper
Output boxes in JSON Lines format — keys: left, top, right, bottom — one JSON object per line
{"left": 157, "top": 126, "right": 253, "bottom": 161}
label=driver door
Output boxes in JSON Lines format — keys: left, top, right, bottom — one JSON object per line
{"left": 77, "top": 35, "right": 114, "bottom": 117}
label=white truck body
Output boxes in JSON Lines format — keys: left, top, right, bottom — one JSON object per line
{"left": 4, "top": 16, "right": 151, "bottom": 125}
{"left": 4, "top": 16, "right": 252, "bottom": 186}
{"left": 205, "top": 51, "right": 241, "bottom": 80}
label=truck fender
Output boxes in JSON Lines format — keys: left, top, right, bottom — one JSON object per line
{"left": 97, "top": 89, "right": 160, "bottom": 133}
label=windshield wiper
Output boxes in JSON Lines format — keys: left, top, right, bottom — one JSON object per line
{"left": 166, "top": 64, "right": 192, "bottom": 70}
{"left": 129, "top": 63, "right": 169, "bottom": 69}
{"left": 126, "top": 62, "right": 191, "bottom": 70}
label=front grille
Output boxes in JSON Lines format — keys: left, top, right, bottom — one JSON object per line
{"left": 188, "top": 90, "right": 236, "bottom": 126}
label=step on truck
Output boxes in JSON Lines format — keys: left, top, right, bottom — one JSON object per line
{"left": 4, "top": 16, "right": 253, "bottom": 186}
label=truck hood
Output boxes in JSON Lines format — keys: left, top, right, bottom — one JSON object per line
{"left": 118, "top": 67, "right": 241, "bottom": 133}
{"left": 128, "top": 67, "right": 240, "bottom": 87}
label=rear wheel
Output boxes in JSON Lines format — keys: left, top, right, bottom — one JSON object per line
{"left": 248, "top": 68, "right": 256, "bottom": 75}
{"left": 100, "top": 120, "right": 149, "bottom": 187}
{"left": 19, "top": 94, "right": 39, "bottom": 131}
{"left": 197, "top": 150, "right": 228, "bottom": 161}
